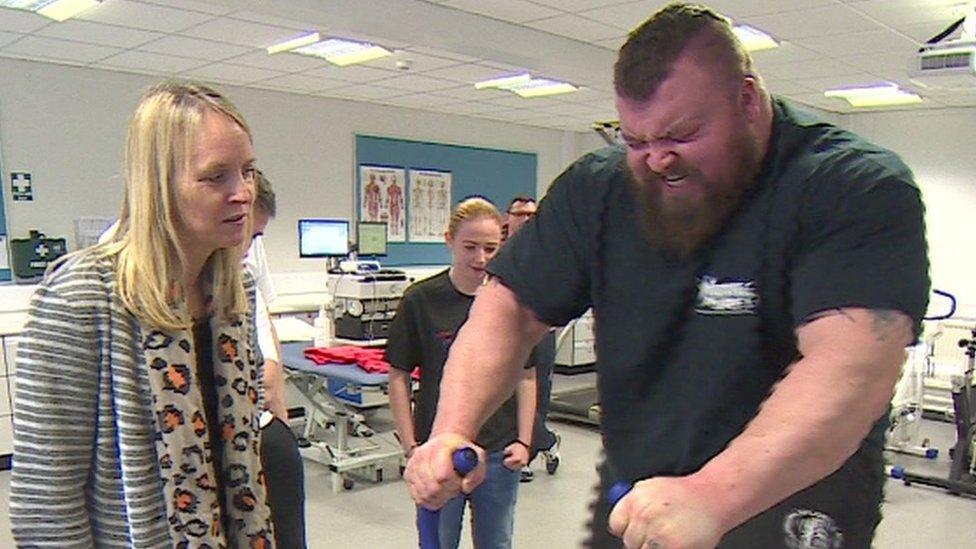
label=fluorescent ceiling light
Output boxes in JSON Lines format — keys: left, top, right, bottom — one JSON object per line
{"left": 511, "top": 78, "right": 578, "bottom": 98}
{"left": 267, "top": 32, "right": 320, "bottom": 55}
{"left": 474, "top": 73, "right": 531, "bottom": 90}
{"left": 733, "top": 24, "right": 778, "bottom": 52}
{"left": 0, "top": 0, "right": 100, "bottom": 21}
{"left": 474, "top": 72, "right": 578, "bottom": 98}
{"left": 824, "top": 83, "right": 923, "bottom": 108}
{"left": 294, "top": 38, "right": 391, "bottom": 66}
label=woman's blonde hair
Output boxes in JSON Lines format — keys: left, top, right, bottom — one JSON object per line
{"left": 101, "top": 81, "right": 253, "bottom": 330}
{"left": 446, "top": 196, "right": 503, "bottom": 237}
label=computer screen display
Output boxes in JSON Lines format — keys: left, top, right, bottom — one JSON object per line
{"left": 357, "top": 221, "right": 388, "bottom": 257}
{"left": 298, "top": 218, "right": 349, "bottom": 258}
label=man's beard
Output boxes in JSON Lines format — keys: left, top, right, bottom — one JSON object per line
{"left": 628, "top": 136, "right": 762, "bottom": 259}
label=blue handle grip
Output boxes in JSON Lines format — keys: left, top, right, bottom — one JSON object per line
{"left": 418, "top": 448, "right": 480, "bottom": 549}
{"left": 607, "top": 481, "right": 632, "bottom": 507}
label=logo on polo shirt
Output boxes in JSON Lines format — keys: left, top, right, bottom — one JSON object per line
{"left": 695, "top": 275, "right": 758, "bottom": 315}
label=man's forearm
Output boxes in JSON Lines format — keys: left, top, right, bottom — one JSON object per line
{"left": 432, "top": 280, "right": 548, "bottom": 439}
{"left": 688, "top": 309, "right": 909, "bottom": 532}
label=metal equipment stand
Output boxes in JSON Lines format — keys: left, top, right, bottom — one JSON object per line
{"left": 890, "top": 326, "right": 976, "bottom": 497}
{"left": 291, "top": 372, "right": 403, "bottom": 492}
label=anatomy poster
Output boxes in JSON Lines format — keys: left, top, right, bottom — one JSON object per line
{"left": 359, "top": 165, "right": 406, "bottom": 242}
{"left": 408, "top": 169, "right": 452, "bottom": 243}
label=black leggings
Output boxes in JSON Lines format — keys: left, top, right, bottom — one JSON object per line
{"left": 261, "top": 416, "right": 307, "bottom": 549}
{"left": 587, "top": 446, "right": 884, "bottom": 548}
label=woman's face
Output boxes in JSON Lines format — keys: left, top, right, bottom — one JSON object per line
{"left": 174, "top": 109, "right": 255, "bottom": 260}
{"left": 445, "top": 215, "right": 501, "bottom": 285}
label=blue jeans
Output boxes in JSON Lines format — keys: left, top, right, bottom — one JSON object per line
{"left": 420, "top": 451, "right": 520, "bottom": 549}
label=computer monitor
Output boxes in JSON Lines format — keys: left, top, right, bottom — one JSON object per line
{"left": 298, "top": 218, "right": 349, "bottom": 258}
{"left": 357, "top": 221, "right": 388, "bottom": 257}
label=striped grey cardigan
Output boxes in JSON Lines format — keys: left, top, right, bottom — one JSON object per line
{"left": 9, "top": 251, "right": 262, "bottom": 547}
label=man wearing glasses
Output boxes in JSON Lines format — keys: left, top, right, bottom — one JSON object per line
{"left": 504, "top": 196, "right": 561, "bottom": 483}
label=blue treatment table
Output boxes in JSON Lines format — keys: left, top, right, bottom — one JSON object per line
{"left": 281, "top": 341, "right": 404, "bottom": 492}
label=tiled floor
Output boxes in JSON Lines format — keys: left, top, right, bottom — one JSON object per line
{"left": 2, "top": 403, "right": 974, "bottom": 547}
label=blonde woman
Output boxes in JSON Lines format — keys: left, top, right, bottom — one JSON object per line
{"left": 10, "top": 81, "right": 273, "bottom": 547}
{"left": 385, "top": 197, "right": 536, "bottom": 548}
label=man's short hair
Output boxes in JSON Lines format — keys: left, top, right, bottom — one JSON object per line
{"left": 507, "top": 196, "right": 536, "bottom": 210}
{"left": 255, "top": 170, "right": 276, "bottom": 217}
{"left": 614, "top": 2, "right": 752, "bottom": 102}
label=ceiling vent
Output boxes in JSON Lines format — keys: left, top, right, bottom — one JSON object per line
{"left": 910, "top": 7, "right": 976, "bottom": 89}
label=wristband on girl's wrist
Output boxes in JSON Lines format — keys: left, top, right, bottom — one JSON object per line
{"left": 513, "top": 439, "right": 530, "bottom": 450}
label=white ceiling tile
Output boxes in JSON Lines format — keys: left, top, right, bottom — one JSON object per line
{"left": 420, "top": 62, "right": 527, "bottom": 85}
{"left": 592, "top": 35, "right": 626, "bottom": 51}
{"left": 752, "top": 43, "right": 827, "bottom": 69}
{"left": 137, "top": 35, "right": 251, "bottom": 62}
{"left": 0, "top": 30, "right": 23, "bottom": 48}
{"left": 222, "top": 50, "right": 327, "bottom": 73}
{"left": 484, "top": 93, "right": 542, "bottom": 109}
{"left": 576, "top": 0, "right": 663, "bottom": 31}
{"left": 838, "top": 52, "right": 915, "bottom": 77}
{"left": 406, "top": 46, "right": 479, "bottom": 64}
{"left": 0, "top": 35, "right": 119, "bottom": 64}
{"left": 564, "top": 86, "right": 615, "bottom": 102}
{"left": 135, "top": 0, "right": 236, "bottom": 16}
{"left": 35, "top": 20, "right": 162, "bottom": 49}
{"left": 440, "top": 0, "right": 561, "bottom": 24}
{"left": 524, "top": 13, "right": 624, "bottom": 42}
{"left": 97, "top": 50, "right": 207, "bottom": 73}
{"left": 433, "top": 85, "right": 507, "bottom": 102}
{"left": 360, "top": 50, "right": 463, "bottom": 74}
{"left": 764, "top": 79, "right": 817, "bottom": 96}
{"left": 371, "top": 73, "right": 459, "bottom": 92}
{"left": 760, "top": 57, "right": 862, "bottom": 81}
{"left": 181, "top": 63, "right": 287, "bottom": 86}
{"left": 381, "top": 93, "right": 465, "bottom": 108}
{"left": 323, "top": 83, "right": 408, "bottom": 100}
{"left": 179, "top": 17, "right": 301, "bottom": 49}
{"left": 0, "top": 6, "right": 52, "bottom": 33}
{"left": 253, "top": 73, "right": 355, "bottom": 93}
{"left": 705, "top": 0, "right": 840, "bottom": 17}
{"left": 787, "top": 93, "right": 851, "bottom": 113}
{"left": 898, "top": 20, "right": 956, "bottom": 44}
{"left": 793, "top": 29, "right": 918, "bottom": 59}
{"left": 747, "top": 5, "right": 878, "bottom": 40}
{"left": 78, "top": 0, "right": 214, "bottom": 33}
{"left": 301, "top": 64, "right": 395, "bottom": 84}
{"left": 792, "top": 72, "right": 891, "bottom": 93}
{"left": 846, "top": 0, "right": 965, "bottom": 28}
{"left": 530, "top": 0, "right": 630, "bottom": 13}
{"left": 224, "top": 10, "right": 313, "bottom": 30}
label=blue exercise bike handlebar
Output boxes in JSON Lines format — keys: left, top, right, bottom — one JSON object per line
{"left": 418, "top": 447, "right": 480, "bottom": 549}
{"left": 607, "top": 481, "right": 632, "bottom": 507}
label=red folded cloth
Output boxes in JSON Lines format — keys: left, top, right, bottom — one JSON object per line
{"left": 304, "top": 346, "right": 419, "bottom": 380}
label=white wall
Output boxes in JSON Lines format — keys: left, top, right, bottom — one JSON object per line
{"left": 842, "top": 107, "right": 976, "bottom": 318}
{"left": 0, "top": 57, "right": 594, "bottom": 274}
